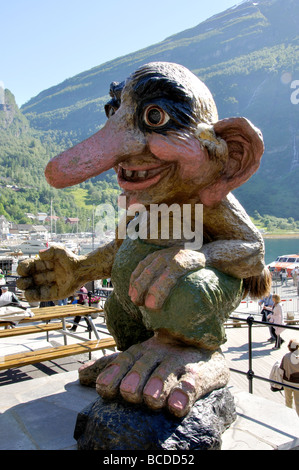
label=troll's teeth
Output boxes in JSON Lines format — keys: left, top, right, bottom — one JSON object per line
{"left": 123, "top": 169, "right": 149, "bottom": 180}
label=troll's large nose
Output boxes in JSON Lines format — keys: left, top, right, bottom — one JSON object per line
{"left": 45, "top": 109, "right": 146, "bottom": 188}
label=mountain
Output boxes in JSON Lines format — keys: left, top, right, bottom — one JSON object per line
{"left": 0, "top": 90, "right": 98, "bottom": 227}
{"left": 4, "top": 0, "right": 299, "bottom": 220}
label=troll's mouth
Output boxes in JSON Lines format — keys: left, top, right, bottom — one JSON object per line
{"left": 117, "top": 164, "right": 171, "bottom": 190}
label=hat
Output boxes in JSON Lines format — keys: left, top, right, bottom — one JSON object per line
{"left": 1, "top": 286, "right": 8, "bottom": 290}
{"left": 289, "top": 339, "right": 299, "bottom": 349}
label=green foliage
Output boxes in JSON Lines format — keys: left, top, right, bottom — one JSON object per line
{"left": 0, "top": 91, "right": 113, "bottom": 227}
{"left": 251, "top": 213, "right": 299, "bottom": 233}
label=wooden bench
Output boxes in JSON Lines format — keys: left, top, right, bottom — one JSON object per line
{"left": 0, "top": 304, "right": 117, "bottom": 371}
{"left": 23, "top": 304, "right": 104, "bottom": 323}
{"left": 0, "top": 304, "right": 105, "bottom": 325}
{"left": 0, "top": 337, "right": 116, "bottom": 371}
{"left": 0, "top": 304, "right": 104, "bottom": 339}
{"left": 0, "top": 322, "right": 72, "bottom": 338}
{"left": 285, "top": 313, "right": 299, "bottom": 325}
{"left": 285, "top": 319, "right": 299, "bottom": 325}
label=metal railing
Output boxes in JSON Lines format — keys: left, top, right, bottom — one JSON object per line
{"left": 229, "top": 315, "right": 299, "bottom": 394}
{"left": 73, "top": 287, "right": 299, "bottom": 395}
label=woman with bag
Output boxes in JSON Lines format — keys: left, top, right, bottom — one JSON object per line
{"left": 280, "top": 339, "right": 299, "bottom": 415}
{"left": 267, "top": 294, "right": 285, "bottom": 350}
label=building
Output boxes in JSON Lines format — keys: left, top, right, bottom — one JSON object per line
{"left": 9, "top": 224, "right": 49, "bottom": 238}
{"left": 0, "top": 215, "right": 10, "bottom": 238}
{"left": 65, "top": 217, "right": 79, "bottom": 225}
{"left": 45, "top": 215, "right": 60, "bottom": 223}
{"left": 37, "top": 212, "right": 48, "bottom": 222}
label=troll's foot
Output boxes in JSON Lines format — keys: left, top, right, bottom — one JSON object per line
{"left": 89, "top": 333, "right": 229, "bottom": 418}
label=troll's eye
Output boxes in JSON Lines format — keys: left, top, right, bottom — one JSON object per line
{"left": 143, "top": 105, "right": 170, "bottom": 127}
{"left": 107, "top": 107, "right": 116, "bottom": 117}
{"left": 105, "top": 105, "right": 117, "bottom": 118}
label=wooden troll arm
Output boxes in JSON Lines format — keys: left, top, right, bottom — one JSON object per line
{"left": 200, "top": 194, "right": 271, "bottom": 299}
{"left": 201, "top": 194, "right": 265, "bottom": 279}
{"left": 17, "top": 238, "right": 122, "bottom": 302}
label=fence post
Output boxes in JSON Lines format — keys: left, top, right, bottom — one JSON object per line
{"left": 247, "top": 315, "right": 255, "bottom": 393}
{"left": 88, "top": 291, "right": 92, "bottom": 307}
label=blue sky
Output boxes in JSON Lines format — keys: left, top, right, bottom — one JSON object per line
{"left": 2, "top": 0, "right": 240, "bottom": 107}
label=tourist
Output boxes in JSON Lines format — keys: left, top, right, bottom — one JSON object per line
{"left": 70, "top": 286, "right": 90, "bottom": 332}
{"left": 281, "top": 269, "right": 288, "bottom": 286}
{"left": 280, "top": 339, "right": 299, "bottom": 416}
{"left": 0, "top": 286, "right": 21, "bottom": 306}
{"left": 267, "top": 294, "right": 285, "bottom": 350}
{"left": 258, "top": 294, "right": 275, "bottom": 342}
{"left": 291, "top": 266, "right": 299, "bottom": 286}
{"left": 0, "top": 270, "right": 5, "bottom": 295}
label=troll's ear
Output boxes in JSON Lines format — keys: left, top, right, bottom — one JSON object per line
{"left": 199, "top": 117, "right": 264, "bottom": 206}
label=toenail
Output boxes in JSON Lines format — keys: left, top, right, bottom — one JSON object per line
{"left": 144, "top": 377, "right": 163, "bottom": 398}
{"left": 168, "top": 390, "right": 189, "bottom": 411}
{"left": 120, "top": 371, "right": 140, "bottom": 393}
{"left": 96, "top": 364, "right": 120, "bottom": 386}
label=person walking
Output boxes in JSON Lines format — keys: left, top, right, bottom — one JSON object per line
{"left": 259, "top": 294, "right": 275, "bottom": 342}
{"left": 291, "top": 266, "right": 299, "bottom": 287}
{"left": 280, "top": 339, "right": 299, "bottom": 416}
{"left": 267, "top": 294, "right": 285, "bottom": 350}
{"left": 281, "top": 269, "right": 288, "bottom": 286}
{"left": 70, "top": 286, "right": 89, "bottom": 332}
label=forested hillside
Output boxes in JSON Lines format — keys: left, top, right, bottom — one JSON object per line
{"left": 1, "top": 0, "right": 299, "bottom": 225}
{"left": 0, "top": 89, "right": 120, "bottom": 229}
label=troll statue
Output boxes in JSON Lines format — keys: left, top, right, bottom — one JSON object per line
{"left": 17, "top": 62, "right": 271, "bottom": 418}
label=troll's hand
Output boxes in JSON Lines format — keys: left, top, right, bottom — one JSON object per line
{"left": 16, "top": 244, "right": 81, "bottom": 302}
{"left": 129, "top": 247, "right": 205, "bottom": 310}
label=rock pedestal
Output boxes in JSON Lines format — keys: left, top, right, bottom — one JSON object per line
{"left": 74, "top": 387, "right": 236, "bottom": 450}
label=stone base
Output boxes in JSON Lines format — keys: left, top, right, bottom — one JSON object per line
{"left": 74, "top": 387, "right": 236, "bottom": 450}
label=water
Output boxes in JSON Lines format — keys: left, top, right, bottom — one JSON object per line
{"left": 264, "top": 238, "right": 299, "bottom": 265}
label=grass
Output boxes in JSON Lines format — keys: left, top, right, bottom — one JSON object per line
{"left": 68, "top": 188, "right": 90, "bottom": 209}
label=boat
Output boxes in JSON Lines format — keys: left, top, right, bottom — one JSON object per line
{"left": 267, "top": 253, "right": 299, "bottom": 277}
{"left": 17, "top": 240, "right": 47, "bottom": 255}
{"left": 0, "top": 247, "right": 12, "bottom": 254}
